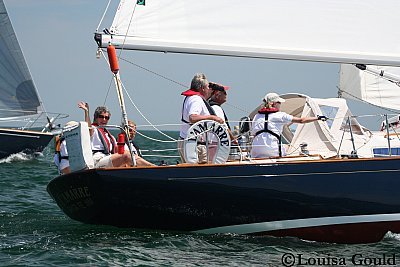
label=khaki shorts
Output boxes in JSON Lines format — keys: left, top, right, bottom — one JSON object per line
{"left": 196, "top": 144, "right": 208, "bottom": 164}
{"left": 178, "top": 138, "right": 212, "bottom": 164}
{"left": 93, "top": 152, "right": 113, "bottom": 168}
{"left": 177, "top": 138, "right": 185, "bottom": 163}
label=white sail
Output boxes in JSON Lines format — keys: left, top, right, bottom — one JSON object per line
{"left": 339, "top": 64, "right": 400, "bottom": 111}
{"left": 0, "top": 0, "right": 42, "bottom": 119}
{"left": 97, "top": 0, "right": 400, "bottom": 65}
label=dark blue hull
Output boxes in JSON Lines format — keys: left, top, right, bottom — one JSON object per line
{"left": 0, "top": 128, "right": 53, "bottom": 159}
{"left": 47, "top": 157, "right": 400, "bottom": 243}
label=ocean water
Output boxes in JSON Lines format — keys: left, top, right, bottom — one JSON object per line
{"left": 1, "top": 131, "right": 400, "bottom": 266}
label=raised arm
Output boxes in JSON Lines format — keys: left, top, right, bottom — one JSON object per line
{"left": 78, "top": 101, "right": 93, "bottom": 135}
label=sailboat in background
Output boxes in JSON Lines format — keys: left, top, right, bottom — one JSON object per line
{"left": 47, "top": 0, "right": 400, "bottom": 244}
{"left": 0, "top": 0, "right": 66, "bottom": 159}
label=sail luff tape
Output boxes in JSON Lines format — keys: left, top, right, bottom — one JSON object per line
{"left": 107, "top": 45, "right": 119, "bottom": 74}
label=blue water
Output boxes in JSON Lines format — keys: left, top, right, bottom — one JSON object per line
{"left": 1, "top": 132, "right": 400, "bottom": 266}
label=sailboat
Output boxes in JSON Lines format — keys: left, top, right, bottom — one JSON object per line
{"left": 47, "top": 0, "right": 400, "bottom": 244}
{"left": 0, "top": 0, "right": 66, "bottom": 159}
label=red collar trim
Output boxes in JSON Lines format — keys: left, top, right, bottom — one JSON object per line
{"left": 181, "top": 89, "right": 201, "bottom": 96}
{"left": 258, "top": 107, "right": 279, "bottom": 114}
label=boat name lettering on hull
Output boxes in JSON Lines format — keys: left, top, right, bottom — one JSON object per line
{"left": 56, "top": 186, "right": 93, "bottom": 212}
{"left": 188, "top": 121, "right": 229, "bottom": 146}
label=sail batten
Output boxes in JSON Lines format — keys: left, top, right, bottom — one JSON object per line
{"left": 98, "top": 0, "right": 400, "bottom": 66}
{"left": 0, "top": 0, "right": 42, "bottom": 118}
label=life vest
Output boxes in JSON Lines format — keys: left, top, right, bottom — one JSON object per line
{"left": 54, "top": 135, "right": 68, "bottom": 163}
{"left": 92, "top": 123, "right": 117, "bottom": 155}
{"left": 254, "top": 107, "right": 283, "bottom": 157}
{"left": 129, "top": 140, "right": 142, "bottom": 157}
{"left": 181, "top": 89, "right": 216, "bottom": 124}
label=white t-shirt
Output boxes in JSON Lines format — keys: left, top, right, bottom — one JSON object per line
{"left": 211, "top": 105, "right": 225, "bottom": 122}
{"left": 124, "top": 142, "right": 138, "bottom": 155}
{"left": 179, "top": 95, "right": 210, "bottom": 139}
{"left": 250, "top": 111, "right": 293, "bottom": 158}
{"left": 210, "top": 104, "right": 227, "bottom": 143}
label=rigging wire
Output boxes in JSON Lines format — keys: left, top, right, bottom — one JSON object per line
{"left": 115, "top": 52, "right": 252, "bottom": 114}
{"left": 337, "top": 86, "right": 399, "bottom": 114}
{"left": 118, "top": 57, "right": 188, "bottom": 88}
{"left": 95, "top": 0, "right": 112, "bottom": 33}
{"left": 121, "top": 82, "right": 177, "bottom": 141}
{"left": 99, "top": 48, "right": 177, "bottom": 142}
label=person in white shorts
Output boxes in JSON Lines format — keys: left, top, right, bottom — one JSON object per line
{"left": 78, "top": 102, "right": 132, "bottom": 168}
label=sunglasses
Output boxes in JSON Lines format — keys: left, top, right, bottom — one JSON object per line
{"left": 98, "top": 115, "right": 110, "bottom": 120}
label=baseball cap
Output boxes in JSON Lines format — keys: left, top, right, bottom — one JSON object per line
{"left": 209, "top": 82, "right": 230, "bottom": 92}
{"left": 263, "top": 93, "right": 285, "bottom": 103}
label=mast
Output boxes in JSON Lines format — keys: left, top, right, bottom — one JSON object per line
{"left": 106, "top": 44, "right": 136, "bottom": 166}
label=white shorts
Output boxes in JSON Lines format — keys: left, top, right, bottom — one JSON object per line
{"left": 54, "top": 154, "right": 69, "bottom": 174}
{"left": 93, "top": 152, "right": 113, "bottom": 168}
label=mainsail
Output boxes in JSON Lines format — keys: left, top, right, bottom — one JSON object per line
{"left": 339, "top": 64, "right": 400, "bottom": 111}
{"left": 97, "top": 0, "right": 400, "bottom": 66}
{"left": 0, "top": 0, "right": 42, "bottom": 119}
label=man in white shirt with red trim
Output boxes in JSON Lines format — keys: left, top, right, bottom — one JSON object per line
{"left": 178, "top": 73, "right": 224, "bottom": 163}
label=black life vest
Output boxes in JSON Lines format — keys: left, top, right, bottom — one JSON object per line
{"left": 54, "top": 135, "right": 68, "bottom": 163}
{"left": 254, "top": 107, "right": 283, "bottom": 157}
{"left": 129, "top": 140, "right": 142, "bottom": 157}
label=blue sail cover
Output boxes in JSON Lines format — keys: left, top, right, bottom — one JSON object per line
{"left": 0, "top": 0, "right": 41, "bottom": 119}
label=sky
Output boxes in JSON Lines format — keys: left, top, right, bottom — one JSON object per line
{"left": 4, "top": 0, "right": 385, "bottom": 131}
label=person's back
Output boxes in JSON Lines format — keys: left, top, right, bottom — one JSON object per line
{"left": 53, "top": 121, "right": 79, "bottom": 174}
{"left": 250, "top": 92, "right": 327, "bottom": 158}
{"left": 251, "top": 111, "right": 292, "bottom": 158}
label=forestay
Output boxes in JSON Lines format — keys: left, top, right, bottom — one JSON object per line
{"left": 340, "top": 64, "right": 400, "bottom": 111}
{"left": 0, "top": 0, "right": 42, "bottom": 119}
{"left": 98, "top": 0, "right": 400, "bottom": 65}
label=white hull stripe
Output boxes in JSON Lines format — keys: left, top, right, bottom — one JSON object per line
{"left": 195, "top": 213, "right": 400, "bottom": 234}
{"left": 168, "top": 169, "right": 400, "bottom": 180}
{"left": 0, "top": 132, "right": 41, "bottom": 138}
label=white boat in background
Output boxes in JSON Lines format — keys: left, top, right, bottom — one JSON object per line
{"left": 47, "top": 0, "right": 400, "bottom": 244}
{"left": 0, "top": 0, "right": 67, "bottom": 159}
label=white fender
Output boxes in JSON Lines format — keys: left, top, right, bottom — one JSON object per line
{"left": 64, "top": 121, "right": 94, "bottom": 172}
{"left": 184, "top": 120, "right": 231, "bottom": 164}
